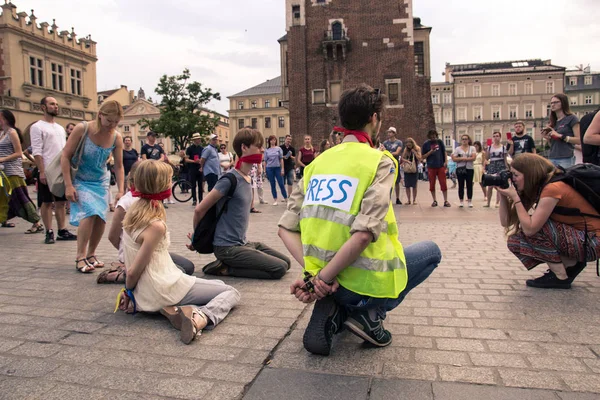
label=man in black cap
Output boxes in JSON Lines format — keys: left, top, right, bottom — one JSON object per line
{"left": 141, "top": 131, "right": 165, "bottom": 161}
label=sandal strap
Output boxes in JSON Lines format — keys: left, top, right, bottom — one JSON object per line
{"left": 76, "top": 258, "right": 94, "bottom": 273}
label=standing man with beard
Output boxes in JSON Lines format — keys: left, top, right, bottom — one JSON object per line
{"left": 280, "top": 134, "right": 296, "bottom": 196}
{"left": 508, "top": 121, "right": 536, "bottom": 157}
{"left": 30, "top": 97, "right": 77, "bottom": 244}
{"left": 186, "top": 133, "right": 204, "bottom": 206}
{"left": 200, "top": 134, "right": 221, "bottom": 192}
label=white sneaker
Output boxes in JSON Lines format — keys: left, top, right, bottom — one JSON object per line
{"left": 273, "top": 201, "right": 278, "bottom": 206}
{"left": 459, "top": 201, "right": 464, "bottom": 208}
{"left": 280, "top": 198, "right": 287, "bottom": 203}
{"left": 468, "top": 201, "right": 473, "bottom": 208}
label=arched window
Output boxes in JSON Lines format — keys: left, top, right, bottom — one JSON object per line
{"left": 331, "top": 21, "right": 343, "bottom": 40}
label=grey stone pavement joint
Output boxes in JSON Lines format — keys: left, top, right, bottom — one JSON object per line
{"left": 0, "top": 183, "right": 600, "bottom": 399}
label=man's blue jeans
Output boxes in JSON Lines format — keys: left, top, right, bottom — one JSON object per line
{"left": 549, "top": 157, "right": 575, "bottom": 169}
{"left": 332, "top": 240, "right": 441, "bottom": 319}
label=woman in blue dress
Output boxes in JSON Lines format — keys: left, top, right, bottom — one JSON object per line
{"left": 61, "top": 100, "right": 125, "bottom": 273}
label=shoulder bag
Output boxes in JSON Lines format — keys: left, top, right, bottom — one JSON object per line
{"left": 403, "top": 152, "right": 417, "bottom": 173}
{"left": 45, "top": 121, "right": 88, "bottom": 198}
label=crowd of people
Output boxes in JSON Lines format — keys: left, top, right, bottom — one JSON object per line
{"left": 1, "top": 90, "right": 600, "bottom": 352}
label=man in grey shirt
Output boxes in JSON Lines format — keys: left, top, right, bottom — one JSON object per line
{"left": 192, "top": 128, "right": 290, "bottom": 279}
{"left": 200, "top": 134, "right": 222, "bottom": 192}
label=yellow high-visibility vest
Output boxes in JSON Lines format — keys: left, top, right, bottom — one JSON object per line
{"left": 300, "top": 142, "right": 407, "bottom": 298}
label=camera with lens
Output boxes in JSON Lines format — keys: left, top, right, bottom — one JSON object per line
{"left": 482, "top": 170, "right": 512, "bottom": 189}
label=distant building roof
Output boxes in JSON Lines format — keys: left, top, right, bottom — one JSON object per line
{"left": 278, "top": 34, "right": 288, "bottom": 42}
{"left": 230, "top": 77, "right": 282, "bottom": 98}
{"left": 98, "top": 88, "right": 119, "bottom": 97}
{"left": 566, "top": 69, "right": 599, "bottom": 76}
{"left": 448, "top": 59, "right": 564, "bottom": 77}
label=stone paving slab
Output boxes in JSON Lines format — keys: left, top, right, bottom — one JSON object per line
{"left": 0, "top": 182, "right": 599, "bottom": 398}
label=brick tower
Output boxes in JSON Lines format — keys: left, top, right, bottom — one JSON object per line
{"left": 281, "top": 0, "right": 435, "bottom": 148}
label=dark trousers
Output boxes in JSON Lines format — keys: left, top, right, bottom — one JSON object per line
{"left": 205, "top": 173, "right": 219, "bottom": 193}
{"left": 213, "top": 242, "right": 291, "bottom": 280}
{"left": 457, "top": 168, "right": 474, "bottom": 201}
{"left": 189, "top": 168, "right": 204, "bottom": 202}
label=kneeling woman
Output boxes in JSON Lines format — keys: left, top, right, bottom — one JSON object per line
{"left": 497, "top": 153, "right": 600, "bottom": 289}
{"left": 118, "top": 160, "right": 240, "bottom": 343}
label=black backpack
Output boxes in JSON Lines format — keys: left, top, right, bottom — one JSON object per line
{"left": 545, "top": 163, "right": 600, "bottom": 274}
{"left": 192, "top": 173, "right": 237, "bottom": 254}
{"left": 580, "top": 109, "right": 600, "bottom": 165}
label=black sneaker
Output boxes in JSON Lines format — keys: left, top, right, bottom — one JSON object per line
{"left": 526, "top": 270, "right": 571, "bottom": 289}
{"left": 344, "top": 308, "right": 392, "bottom": 347}
{"left": 45, "top": 230, "right": 55, "bottom": 244}
{"left": 57, "top": 229, "right": 77, "bottom": 241}
{"left": 192, "top": 201, "right": 197, "bottom": 206}
{"left": 396, "top": 198, "right": 402, "bottom": 205}
{"left": 303, "top": 296, "right": 344, "bottom": 356}
{"left": 566, "top": 261, "right": 587, "bottom": 283}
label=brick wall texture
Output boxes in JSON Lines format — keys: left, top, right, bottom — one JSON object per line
{"left": 287, "top": 0, "right": 435, "bottom": 148}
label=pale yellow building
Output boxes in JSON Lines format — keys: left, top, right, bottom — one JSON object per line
{"left": 0, "top": 3, "right": 98, "bottom": 137}
{"left": 443, "top": 59, "right": 565, "bottom": 145}
{"left": 98, "top": 85, "right": 135, "bottom": 108}
{"left": 199, "top": 107, "right": 231, "bottom": 148}
{"left": 228, "top": 76, "right": 290, "bottom": 146}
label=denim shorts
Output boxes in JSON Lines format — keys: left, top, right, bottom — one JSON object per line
{"left": 284, "top": 169, "right": 295, "bottom": 186}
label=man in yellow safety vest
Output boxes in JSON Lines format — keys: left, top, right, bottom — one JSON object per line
{"left": 278, "top": 84, "right": 442, "bottom": 356}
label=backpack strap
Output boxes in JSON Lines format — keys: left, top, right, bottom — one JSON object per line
{"left": 215, "top": 173, "right": 237, "bottom": 220}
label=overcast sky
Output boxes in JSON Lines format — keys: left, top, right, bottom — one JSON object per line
{"left": 22, "top": 0, "right": 600, "bottom": 114}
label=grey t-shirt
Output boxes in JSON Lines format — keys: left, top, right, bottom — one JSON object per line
{"left": 549, "top": 114, "right": 579, "bottom": 159}
{"left": 452, "top": 146, "right": 476, "bottom": 169}
{"left": 213, "top": 169, "right": 252, "bottom": 247}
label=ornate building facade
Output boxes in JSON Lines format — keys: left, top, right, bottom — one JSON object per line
{"left": 565, "top": 67, "right": 600, "bottom": 118}
{"left": 281, "top": 0, "right": 435, "bottom": 147}
{"left": 0, "top": 2, "right": 98, "bottom": 137}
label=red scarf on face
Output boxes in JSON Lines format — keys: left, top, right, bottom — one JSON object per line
{"left": 130, "top": 188, "right": 172, "bottom": 209}
{"left": 333, "top": 126, "right": 374, "bottom": 148}
{"left": 235, "top": 153, "right": 263, "bottom": 169}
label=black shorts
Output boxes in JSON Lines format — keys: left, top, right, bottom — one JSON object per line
{"left": 38, "top": 180, "right": 67, "bottom": 204}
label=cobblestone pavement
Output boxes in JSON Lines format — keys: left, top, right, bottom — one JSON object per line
{"left": 1, "top": 182, "right": 600, "bottom": 399}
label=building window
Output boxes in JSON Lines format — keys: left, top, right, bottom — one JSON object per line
{"left": 292, "top": 5, "right": 300, "bottom": 19}
{"left": 414, "top": 42, "right": 425, "bottom": 76}
{"left": 123, "top": 125, "right": 130, "bottom": 132}
{"left": 251, "top": 118, "right": 258, "bottom": 129}
{"left": 509, "top": 83, "right": 517, "bottom": 96}
{"left": 432, "top": 94, "right": 439, "bottom": 104}
{"left": 585, "top": 75, "right": 592, "bottom": 85}
{"left": 330, "top": 82, "right": 342, "bottom": 104}
{"left": 473, "top": 85, "right": 481, "bottom": 97}
{"left": 29, "top": 56, "right": 44, "bottom": 87}
{"left": 265, "top": 100, "right": 270, "bottom": 108}
{"left": 456, "top": 85, "right": 465, "bottom": 98}
{"left": 238, "top": 101, "right": 244, "bottom": 110}
{"left": 457, "top": 107, "right": 466, "bottom": 121}
{"left": 546, "top": 104, "right": 551, "bottom": 117}
{"left": 444, "top": 134, "right": 452, "bottom": 147}
{"left": 525, "top": 104, "right": 533, "bottom": 118}
{"left": 524, "top": 82, "right": 533, "bottom": 95}
{"left": 569, "top": 77, "right": 578, "bottom": 86}
{"left": 474, "top": 128, "right": 483, "bottom": 144}
{"left": 492, "top": 105, "right": 501, "bottom": 120}
{"left": 443, "top": 109, "right": 452, "bottom": 123}
{"left": 526, "top": 127, "right": 533, "bottom": 136}
{"left": 238, "top": 119, "right": 244, "bottom": 130}
{"left": 278, "top": 116, "right": 285, "bottom": 128}
{"left": 570, "top": 96, "right": 578, "bottom": 105}
{"left": 434, "top": 109, "right": 441, "bottom": 124}
{"left": 585, "top": 95, "right": 593, "bottom": 104}
{"left": 278, "top": 99, "right": 283, "bottom": 107}
{"left": 70, "top": 69, "right": 82, "bottom": 95}
{"left": 51, "top": 63, "right": 64, "bottom": 91}
{"left": 312, "top": 89, "right": 326, "bottom": 104}
{"left": 546, "top": 81, "right": 554, "bottom": 94}
{"left": 265, "top": 117, "right": 271, "bottom": 129}
{"left": 509, "top": 105, "right": 517, "bottom": 119}
{"left": 492, "top": 84, "right": 500, "bottom": 97}
{"left": 279, "top": 137, "right": 286, "bottom": 146}
{"left": 443, "top": 93, "right": 451, "bottom": 104}
{"left": 473, "top": 106, "right": 482, "bottom": 121}
{"left": 386, "top": 79, "right": 401, "bottom": 104}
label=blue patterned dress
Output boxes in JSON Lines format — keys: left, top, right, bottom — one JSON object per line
{"left": 70, "top": 134, "right": 115, "bottom": 226}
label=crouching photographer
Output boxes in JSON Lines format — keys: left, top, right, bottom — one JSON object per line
{"left": 494, "top": 153, "right": 600, "bottom": 289}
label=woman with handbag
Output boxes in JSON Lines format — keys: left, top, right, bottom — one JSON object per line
{"left": 451, "top": 134, "right": 477, "bottom": 208}
{"left": 401, "top": 138, "right": 421, "bottom": 205}
{"left": 0, "top": 109, "right": 43, "bottom": 232}
{"left": 61, "top": 100, "right": 125, "bottom": 273}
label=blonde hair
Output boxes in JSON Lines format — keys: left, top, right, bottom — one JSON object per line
{"left": 123, "top": 160, "right": 171, "bottom": 233}
{"left": 402, "top": 137, "right": 421, "bottom": 158}
{"left": 127, "top": 160, "right": 140, "bottom": 187}
{"left": 96, "top": 100, "right": 124, "bottom": 128}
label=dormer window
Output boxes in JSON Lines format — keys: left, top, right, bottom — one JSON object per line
{"left": 292, "top": 5, "right": 300, "bottom": 19}
{"left": 331, "top": 21, "right": 343, "bottom": 40}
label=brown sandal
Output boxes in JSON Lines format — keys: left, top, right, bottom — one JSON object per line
{"left": 179, "top": 306, "right": 208, "bottom": 344}
{"left": 96, "top": 266, "right": 126, "bottom": 284}
{"left": 160, "top": 306, "right": 182, "bottom": 330}
{"left": 76, "top": 258, "right": 95, "bottom": 273}
{"left": 86, "top": 255, "right": 105, "bottom": 268}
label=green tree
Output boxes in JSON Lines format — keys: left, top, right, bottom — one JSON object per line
{"left": 138, "top": 69, "right": 221, "bottom": 151}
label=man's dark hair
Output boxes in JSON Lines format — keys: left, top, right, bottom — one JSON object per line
{"left": 338, "top": 84, "right": 387, "bottom": 130}
{"left": 427, "top": 130, "right": 438, "bottom": 139}
{"left": 40, "top": 97, "right": 50, "bottom": 107}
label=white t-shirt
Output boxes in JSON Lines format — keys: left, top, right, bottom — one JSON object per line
{"left": 30, "top": 120, "right": 67, "bottom": 168}
{"left": 116, "top": 192, "right": 138, "bottom": 263}
{"left": 218, "top": 151, "right": 233, "bottom": 174}
{"left": 452, "top": 146, "right": 476, "bottom": 169}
